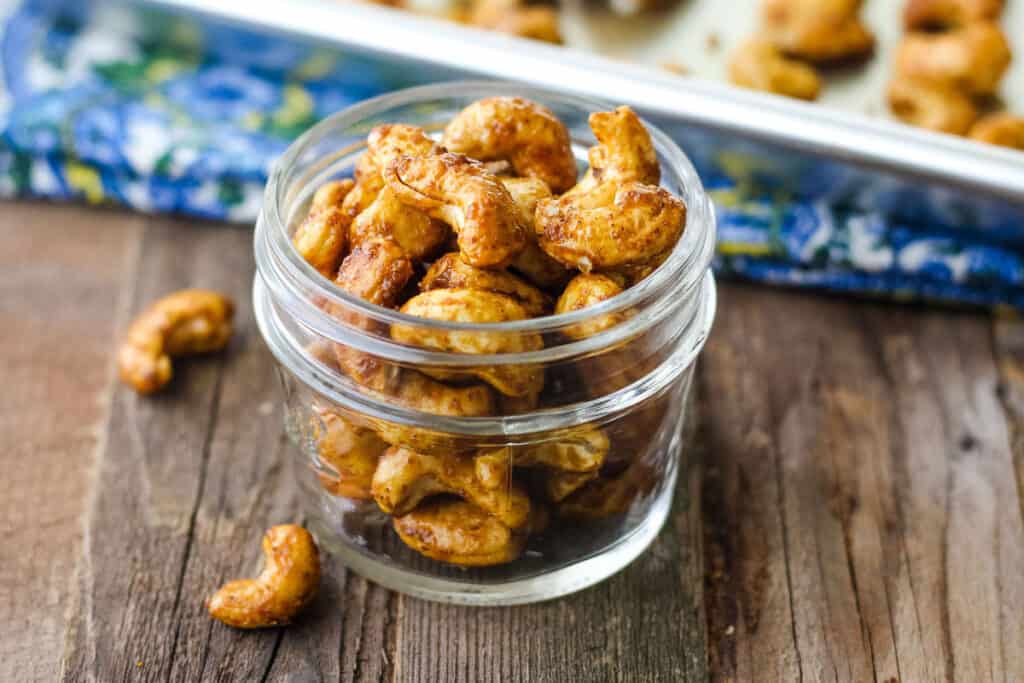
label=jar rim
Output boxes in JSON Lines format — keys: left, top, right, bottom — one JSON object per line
{"left": 258, "top": 80, "right": 717, "bottom": 344}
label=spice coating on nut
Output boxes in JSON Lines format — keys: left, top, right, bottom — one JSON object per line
{"left": 207, "top": 525, "right": 320, "bottom": 629}
{"left": 118, "top": 289, "right": 234, "bottom": 394}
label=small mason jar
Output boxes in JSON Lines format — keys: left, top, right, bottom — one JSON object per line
{"left": 253, "top": 82, "right": 717, "bottom": 605}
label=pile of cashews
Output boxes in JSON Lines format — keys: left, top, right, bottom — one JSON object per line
{"left": 292, "top": 96, "right": 687, "bottom": 567}
{"left": 886, "top": 0, "right": 1022, "bottom": 146}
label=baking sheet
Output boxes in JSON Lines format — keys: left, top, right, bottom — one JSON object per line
{"left": 558, "top": 0, "right": 1024, "bottom": 118}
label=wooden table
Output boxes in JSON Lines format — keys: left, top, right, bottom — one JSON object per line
{"left": 4, "top": 200, "right": 1023, "bottom": 682}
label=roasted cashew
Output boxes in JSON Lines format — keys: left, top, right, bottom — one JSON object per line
{"left": 420, "top": 252, "right": 552, "bottom": 318}
{"left": 384, "top": 153, "right": 528, "bottom": 268}
{"left": 293, "top": 206, "right": 351, "bottom": 279}
{"left": 761, "top": 0, "right": 875, "bottom": 64}
{"left": 567, "top": 106, "right": 660, "bottom": 198}
{"left": 558, "top": 461, "right": 656, "bottom": 520}
{"left": 555, "top": 273, "right": 627, "bottom": 340}
{"left": 393, "top": 499, "right": 527, "bottom": 567}
{"left": 515, "top": 427, "right": 610, "bottom": 472}
{"left": 729, "top": 38, "right": 821, "bottom": 101}
{"left": 314, "top": 409, "right": 388, "bottom": 500}
{"left": 442, "top": 96, "right": 577, "bottom": 193}
{"left": 118, "top": 289, "right": 234, "bottom": 394}
{"left": 887, "top": 77, "right": 978, "bottom": 134}
{"left": 330, "top": 239, "right": 497, "bottom": 419}
{"left": 500, "top": 176, "right": 573, "bottom": 291}
{"left": 207, "top": 525, "right": 320, "bottom": 628}
{"left": 904, "top": 0, "right": 1003, "bottom": 30}
{"left": 391, "top": 288, "right": 544, "bottom": 397}
{"left": 356, "top": 123, "right": 446, "bottom": 198}
{"left": 372, "top": 446, "right": 532, "bottom": 528}
{"left": 464, "top": 0, "right": 563, "bottom": 44}
{"left": 310, "top": 179, "right": 356, "bottom": 215}
{"left": 545, "top": 470, "right": 598, "bottom": 502}
{"left": 894, "top": 22, "right": 1011, "bottom": 97}
{"left": 349, "top": 186, "right": 449, "bottom": 261}
{"left": 969, "top": 112, "right": 1024, "bottom": 149}
{"left": 536, "top": 181, "right": 687, "bottom": 274}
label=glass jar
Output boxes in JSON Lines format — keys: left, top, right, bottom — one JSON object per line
{"left": 253, "top": 81, "right": 717, "bottom": 605}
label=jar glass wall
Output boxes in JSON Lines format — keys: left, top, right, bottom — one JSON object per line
{"left": 253, "top": 82, "right": 717, "bottom": 605}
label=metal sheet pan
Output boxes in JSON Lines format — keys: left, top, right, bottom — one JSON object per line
{"left": 146, "top": 0, "right": 1024, "bottom": 234}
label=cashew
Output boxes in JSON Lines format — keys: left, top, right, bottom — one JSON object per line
{"left": 904, "top": 0, "right": 1003, "bottom": 30}
{"left": 393, "top": 499, "right": 527, "bottom": 567}
{"left": 894, "top": 22, "right": 1011, "bottom": 97}
{"left": 969, "top": 112, "right": 1024, "bottom": 149}
{"left": 207, "top": 525, "right": 320, "bottom": 628}
{"left": 356, "top": 123, "right": 446, "bottom": 200}
{"left": 729, "top": 38, "right": 821, "bottom": 101}
{"left": 392, "top": 288, "right": 544, "bottom": 397}
{"left": 329, "top": 239, "right": 497, "bottom": 419}
{"left": 372, "top": 446, "right": 532, "bottom": 528}
{"left": 314, "top": 409, "right": 388, "bottom": 500}
{"left": 421, "top": 252, "right": 552, "bottom": 318}
{"left": 562, "top": 106, "right": 659, "bottom": 203}
{"left": 310, "top": 179, "right": 357, "bottom": 215}
{"left": 515, "top": 427, "right": 610, "bottom": 472}
{"left": 536, "top": 181, "right": 686, "bottom": 274}
{"left": 464, "top": 0, "right": 563, "bottom": 44}
{"left": 545, "top": 470, "right": 598, "bottom": 502}
{"left": 442, "top": 96, "right": 577, "bottom": 193}
{"left": 761, "top": 0, "right": 875, "bottom": 64}
{"left": 887, "top": 77, "right": 978, "bottom": 135}
{"left": 349, "top": 186, "right": 449, "bottom": 260}
{"left": 384, "top": 153, "right": 528, "bottom": 268}
{"left": 118, "top": 289, "right": 234, "bottom": 394}
{"left": 500, "top": 176, "right": 573, "bottom": 291}
{"left": 558, "top": 461, "right": 656, "bottom": 520}
{"left": 293, "top": 206, "right": 351, "bottom": 279}
{"left": 555, "top": 273, "right": 627, "bottom": 340}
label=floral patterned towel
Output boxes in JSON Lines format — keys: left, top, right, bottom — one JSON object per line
{"left": 3, "top": 0, "right": 1023, "bottom": 308}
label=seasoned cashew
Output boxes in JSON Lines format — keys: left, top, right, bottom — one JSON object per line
{"left": 314, "top": 409, "right": 388, "bottom": 500}
{"left": 555, "top": 273, "right": 627, "bottom": 340}
{"left": 500, "top": 176, "right": 573, "bottom": 291}
{"left": 393, "top": 499, "right": 527, "bottom": 567}
{"left": 894, "top": 22, "right": 1011, "bottom": 97}
{"left": 329, "top": 239, "right": 497, "bottom": 418}
{"left": 463, "top": 0, "right": 563, "bottom": 43}
{"left": 762, "top": 0, "right": 875, "bottom": 64}
{"left": 969, "top": 112, "right": 1024, "bottom": 149}
{"left": 442, "top": 97, "right": 577, "bottom": 193}
{"left": 384, "top": 153, "right": 528, "bottom": 268}
{"left": 310, "top": 179, "right": 357, "bottom": 215}
{"left": 567, "top": 106, "right": 660, "bottom": 199}
{"left": 118, "top": 289, "right": 234, "bottom": 394}
{"left": 293, "top": 206, "right": 351, "bottom": 279}
{"left": 420, "top": 252, "right": 552, "bottom": 318}
{"left": 207, "top": 525, "right": 320, "bottom": 628}
{"left": 516, "top": 427, "right": 610, "bottom": 472}
{"left": 356, "top": 124, "right": 446, "bottom": 198}
{"left": 392, "top": 288, "right": 544, "bottom": 397}
{"left": 349, "top": 186, "right": 449, "bottom": 260}
{"left": 372, "top": 446, "right": 532, "bottom": 528}
{"left": 536, "top": 181, "right": 686, "bottom": 274}
{"left": 904, "top": 0, "right": 1003, "bottom": 30}
{"left": 545, "top": 470, "right": 598, "bottom": 502}
{"left": 558, "top": 461, "right": 656, "bottom": 520}
{"left": 729, "top": 38, "right": 821, "bottom": 101}
{"left": 887, "top": 77, "right": 978, "bottom": 134}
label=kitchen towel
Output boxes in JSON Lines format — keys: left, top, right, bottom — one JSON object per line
{"left": 3, "top": 0, "right": 1023, "bottom": 307}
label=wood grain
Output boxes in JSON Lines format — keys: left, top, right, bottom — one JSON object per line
{"left": 6, "top": 200, "right": 1024, "bottom": 682}
{"left": 701, "top": 285, "right": 1024, "bottom": 682}
{"left": 0, "top": 203, "right": 142, "bottom": 682}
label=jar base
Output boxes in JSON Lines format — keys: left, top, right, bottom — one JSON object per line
{"left": 306, "top": 464, "right": 677, "bottom": 606}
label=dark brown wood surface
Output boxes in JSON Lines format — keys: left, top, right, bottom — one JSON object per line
{"left": 2, "top": 201, "right": 1023, "bottom": 682}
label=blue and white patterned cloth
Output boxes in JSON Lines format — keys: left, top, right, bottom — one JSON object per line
{"left": 3, "top": 0, "right": 1024, "bottom": 308}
